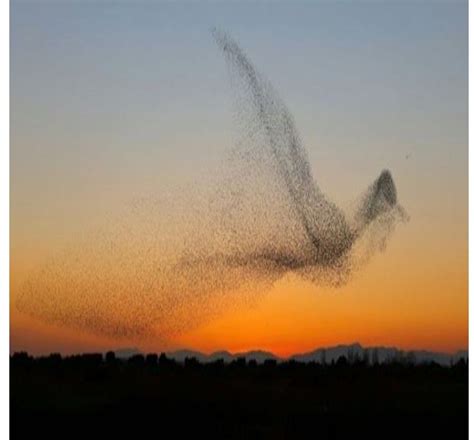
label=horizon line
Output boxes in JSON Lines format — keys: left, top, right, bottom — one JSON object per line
{"left": 11, "top": 341, "right": 469, "bottom": 359}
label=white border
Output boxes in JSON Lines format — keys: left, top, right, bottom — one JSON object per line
{"left": 468, "top": 0, "right": 472, "bottom": 437}
{"left": 2, "top": 1, "right": 470, "bottom": 437}
{"left": 1, "top": 0, "right": 9, "bottom": 436}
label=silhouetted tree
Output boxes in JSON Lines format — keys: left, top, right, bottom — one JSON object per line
{"left": 371, "top": 348, "right": 379, "bottom": 366}
{"left": 232, "top": 357, "right": 246, "bottom": 368}
{"left": 159, "top": 353, "right": 168, "bottom": 365}
{"left": 210, "top": 359, "right": 224, "bottom": 368}
{"left": 106, "top": 351, "right": 116, "bottom": 363}
{"left": 184, "top": 357, "right": 200, "bottom": 369}
{"left": 158, "top": 353, "right": 177, "bottom": 369}
{"left": 347, "top": 348, "right": 354, "bottom": 364}
{"left": 336, "top": 356, "right": 348, "bottom": 367}
{"left": 248, "top": 359, "right": 257, "bottom": 368}
{"left": 145, "top": 353, "right": 158, "bottom": 367}
{"left": 263, "top": 359, "right": 277, "bottom": 368}
{"left": 128, "top": 354, "right": 145, "bottom": 366}
{"left": 362, "top": 349, "right": 369, "bottom": 366}
{"left": 320, "top": 349, "right": 327, "bottom": 366}
{"left": 405, "top": 351, "right": 416, "bottom": 366}
{"left": 37, "top": 353, "right": 62, "bottom": 369}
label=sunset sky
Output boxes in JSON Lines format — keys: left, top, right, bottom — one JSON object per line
{"left": 11, "top": 1, "right": 467, "bottom": 356}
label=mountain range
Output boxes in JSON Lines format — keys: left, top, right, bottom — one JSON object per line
{"left": 112, "top": 343, "right": 468, "bottom": 366}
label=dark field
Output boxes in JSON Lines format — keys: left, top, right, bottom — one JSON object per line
{"left": 11, "top": 352, "right": 467, "bottom": 439}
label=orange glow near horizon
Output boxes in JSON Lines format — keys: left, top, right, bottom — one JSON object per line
{"left": 10, "top": 220, "right": 468, "bottom": 357}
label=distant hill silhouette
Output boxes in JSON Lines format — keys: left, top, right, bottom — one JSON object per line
{"left": 290, "top": 343, "right": 468, "bottom": 366}
{"left": 112, "top": 347, "right": 141, "bottom": 359}
{"left": 120, "top": 342, "right": 467, "bottom": 366}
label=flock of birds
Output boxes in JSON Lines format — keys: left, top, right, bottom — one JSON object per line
{"left": 17, "top": 30, "right": 407, "bottom": 340}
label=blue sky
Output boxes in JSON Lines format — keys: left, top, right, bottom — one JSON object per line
{"left": 10, "top": 0, "right": 468, "bottom": 354}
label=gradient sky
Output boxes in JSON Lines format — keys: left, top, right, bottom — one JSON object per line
{"left": 11, "top": 0, "right": 467, "bottom": 356}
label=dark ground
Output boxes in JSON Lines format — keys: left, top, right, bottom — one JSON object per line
{"left": 10, "top": 352, "right": 468, "bottom": 439}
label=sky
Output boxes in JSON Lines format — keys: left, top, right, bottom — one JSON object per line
{"left": 10, "top": 0, "right": 467, "bottom": 356}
